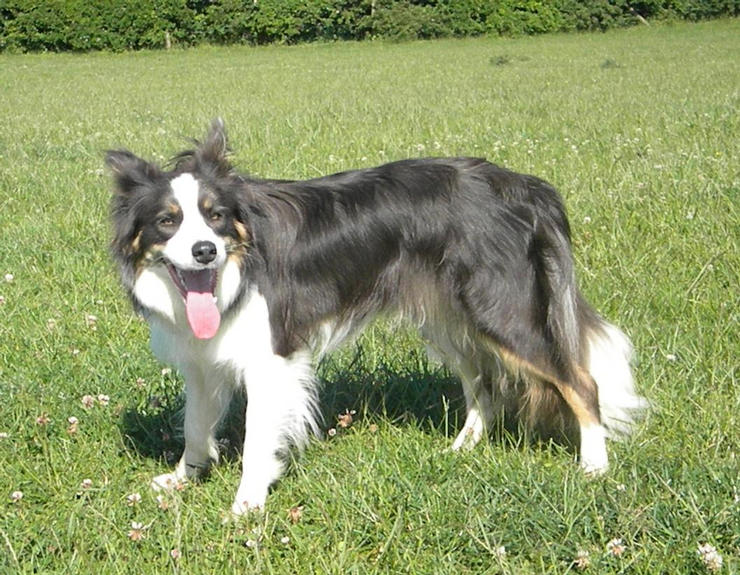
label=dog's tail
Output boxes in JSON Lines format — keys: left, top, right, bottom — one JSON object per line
{"left": 580, "top": 309, "right": 647, "bottom": 437}
{"left": 534, "top": 211, "right": 646, "bottom": 438}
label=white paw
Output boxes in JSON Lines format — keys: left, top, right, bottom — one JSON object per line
{"left": 451, "top": 409, "right": 485, "bottom": 451}
{"left": 231, "top": 497, "right": 264, "bottom": 517}
{"left": 451, "top": 425, "right": 483, "bottom": 451}
{"left": 151, "top": 472, "right": 184, "bottom": 492}
{"left": 581, "top": 458, "right": 609, "bottom": 476}
{"left": 579, "top": 424, "right": 609, "bottom": 476}
{"left": 231, "top": 482, "right": 268, "bottom": 516}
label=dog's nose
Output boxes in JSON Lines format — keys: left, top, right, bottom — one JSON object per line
{"left": 192, "top": 241, "right": 217, "bottom": 264}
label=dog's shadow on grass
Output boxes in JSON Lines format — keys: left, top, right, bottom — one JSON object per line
{"left": 120, "top": 344, "right": 470, "bottom": 465}
{"left": 319, "top": 346, "right": 466, "bottom": 433}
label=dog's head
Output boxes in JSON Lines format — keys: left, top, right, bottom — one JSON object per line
{"left": 107, "top": 120, "right": 250, "bottom": 339}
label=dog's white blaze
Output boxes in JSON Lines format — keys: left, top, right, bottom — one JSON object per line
{"left": 165, "top": 173, "right": 226, "bottom": 269}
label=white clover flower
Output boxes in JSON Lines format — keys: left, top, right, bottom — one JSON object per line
{"left": 573, "top": 550, "right": 590, "bottom": 570}
{"left": 288, "top": 505, "right": 303, "bottom": 524}
{"left": 606, "top": 538, "right": 625, "bottom": 557}
{"left": 127, "top": 521, "right": 147, "bottom": 541}
{"left": 697, "top": 543, "right": 723, "bottom": 572}
{"left": 67, "top": 416, "right": 79, "bottom": 434}
{"left": 126, "top": 492, "right": 142, "bottom": 506}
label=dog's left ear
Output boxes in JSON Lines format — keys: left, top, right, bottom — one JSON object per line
{"left": 197, "top": 118, "right": 233, "bottom": 177}
{"left": 105, "top": 150, "right": 162, "bottom": 194}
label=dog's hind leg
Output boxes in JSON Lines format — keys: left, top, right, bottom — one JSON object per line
{"left": 552, "top": 368, "right": 608, "bottom": 474}
{"left": 495, "top": 346, "right": 609, "bottom": 474}
{"left": 152, "top": 368, "right": 231, "bottom": 491}
{"left": 451, "top": 366, "right": 493, "bottom": 451}
{"left": 423, "top": 327, "right": 494, "bottom": 451}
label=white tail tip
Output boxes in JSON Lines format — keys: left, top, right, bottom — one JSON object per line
{"left": 587, "top": 322, "right": 648, "bottom": 438}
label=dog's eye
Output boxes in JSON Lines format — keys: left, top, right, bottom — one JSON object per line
{"left": 210, "top": 211, "right": 224, "bottom": 222}
{"left": 159, "top": 215, "right": 176, "bottom": 227}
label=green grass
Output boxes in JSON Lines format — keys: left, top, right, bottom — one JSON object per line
{"left": 1, "top": 20, "right": 738, "bottom": 574}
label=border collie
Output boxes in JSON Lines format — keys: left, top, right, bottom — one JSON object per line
{"left": 107, "top": 120, "right": 645, "bottom": 515}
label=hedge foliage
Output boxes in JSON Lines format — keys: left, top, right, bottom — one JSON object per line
{"left": 1, "top": 0, "right": 738, "bottom": 52}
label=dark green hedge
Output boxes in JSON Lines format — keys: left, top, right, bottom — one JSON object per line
{"left": 0, "top": 0, "right": 202, "bottom": 51}
{"left": 1, "top": 0, "right": 738, "bottom": 52}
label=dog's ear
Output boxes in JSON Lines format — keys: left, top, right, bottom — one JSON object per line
{"left": 198, "top": 118, "right": 233, "bottom": 177}
{"left": 105, "top": 150, "right": 161, "bottom": 194}
{"left": 173, "top": 118, "right": 234, "bottom": 178}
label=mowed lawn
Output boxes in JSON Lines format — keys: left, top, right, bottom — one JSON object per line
{"left": 0, "top": 19, "right": 738, "bottom": 574}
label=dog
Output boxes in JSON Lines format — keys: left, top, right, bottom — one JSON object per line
{"left": 107, "top": 119, "right": 645, "bottom": 514}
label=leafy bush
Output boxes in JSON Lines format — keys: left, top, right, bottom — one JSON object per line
{"left": 553, "top": 0, "right": 634, "bottom": 32}
{"left": 1, "top": 0, "right": 738, "bottom": 52}
{"left": 668, "top": 0, "right": 740, "bottom": 20}
{"left": 1, "top": 0, "right": 200, "bottom": 51}
{"left": 202, "top": 0, "right": 373, "bottom": 44}
{"left": 370, "top": 1, "right": 447, "bottom": 40}
{"left": 485, "top": 0, "right": 565, "bottom": 35}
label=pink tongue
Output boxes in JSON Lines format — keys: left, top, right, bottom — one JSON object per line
{"left": 185, "top": 291, "right": 221, "bottom": 339}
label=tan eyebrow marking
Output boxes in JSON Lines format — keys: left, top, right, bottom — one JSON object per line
{"left": 166, "top": 201, "right": 182, "bottom": 216}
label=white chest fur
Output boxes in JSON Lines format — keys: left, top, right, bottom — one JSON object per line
{"left": 147, "top": 286, "right": 274, "bottom": 378}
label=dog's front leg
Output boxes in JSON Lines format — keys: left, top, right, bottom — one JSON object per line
{"left": 231, "top": 393, "right": 285, "bottom": 514}
{"left": 152, "top": 368, "right": 228, "bottom": 491}
{"left": 231, "top": 353, "right": 316, "bottom": 515}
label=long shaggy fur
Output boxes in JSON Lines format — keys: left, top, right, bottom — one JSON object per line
{"left": 107, "top": 120, "right": 646, "bottom": 513}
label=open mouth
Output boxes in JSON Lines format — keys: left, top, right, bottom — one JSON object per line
{"left": 166, "top": 263, "right": 221, "bottom": 340}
